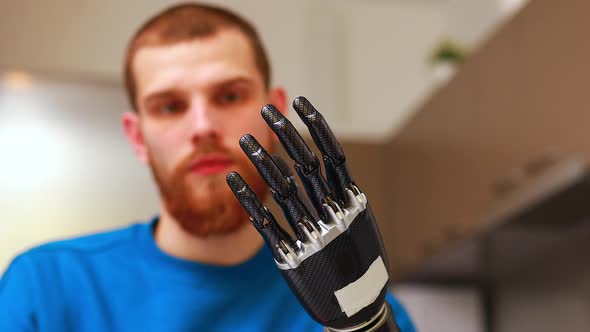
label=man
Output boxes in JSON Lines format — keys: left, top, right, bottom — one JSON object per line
{"left": 0, "top": 3, "right": 415, "bottom": 331}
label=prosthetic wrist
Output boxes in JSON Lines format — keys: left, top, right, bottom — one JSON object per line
{"left": 227, "top": 97, "right": 401, "bottom": 331}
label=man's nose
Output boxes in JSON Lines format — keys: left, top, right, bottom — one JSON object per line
{"left": 188, "top": 101, "right": 221, "bottom": 143}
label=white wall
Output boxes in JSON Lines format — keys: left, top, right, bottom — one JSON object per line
{"left": 0, "top": 0, "right": 523, "bottom": 140}
{"left": 446, "top": 0, "right": 502, "bottom": 48}
{"left": 445, "top": 0, "right": 529, "bottom": 48}
{"left": 0, "top": 1, "right": 527, "bottom": 141}
{"left": 0, "top": 0, "right": 451, "bottom": 140}
{"left": 0, "top": 0, "right": 176, "bottom": 80}
{"left": 0, "top": 77, "right": 160, "bottom": 270}
{"left": 345, "top": 1, "right": 447, "bottom": 138}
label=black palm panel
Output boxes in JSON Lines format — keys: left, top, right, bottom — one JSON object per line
{"left": 281, "top": 208, "right": 390, "bottom": 329}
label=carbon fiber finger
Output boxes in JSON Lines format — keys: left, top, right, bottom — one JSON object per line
{"left": 292, "top": 96, "right": 354, "bottom": 205}
{"left": 226, "top": 171, "right": 269, "bottom": 223}
{"left": 292, "top": 97, "right": 345, "bottom": 165}
{"left": 239, "top": 134, "right": 318, "bottom": 240}
{"left": 239, "top": 134, "right": 293, "bottom": 198}
{"left": 261, "top": 105, "right": 319, "bottom": 173}
{"left": 262, "top": 105, "right": 336, "bottom": 220}
{"left": 226, "top": 171, "right": 296, "bottom": 261}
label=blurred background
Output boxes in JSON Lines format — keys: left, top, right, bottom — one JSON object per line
{"left": 2, "top": 0, "right": 589, "bottom": 331}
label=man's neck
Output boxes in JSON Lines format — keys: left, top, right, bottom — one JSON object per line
{"left": 154, "top": 208, "right": 264, "bottom": 265}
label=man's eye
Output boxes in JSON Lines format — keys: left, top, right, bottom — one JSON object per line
{"left": 160, "top": 101, "right": 185, "bottom": 114}
{"left": 218, "top": 92, "right": 242, "bottom": 104}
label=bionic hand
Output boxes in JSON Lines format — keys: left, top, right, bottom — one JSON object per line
{"left": 226, "top": 97, "right": 401, "bottom": 332}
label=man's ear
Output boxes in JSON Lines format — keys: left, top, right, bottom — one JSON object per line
{"left": 122, "top": 111, "right": 149, "bottom": 164}
{"left": 268, "top": 86, "right": 288, "bottom": 116}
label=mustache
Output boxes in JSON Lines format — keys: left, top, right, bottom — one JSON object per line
{"left": 177, "top": 141, "right": 235, "bottom": 172}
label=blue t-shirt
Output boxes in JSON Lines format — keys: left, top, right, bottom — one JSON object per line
{"left": 0, "top": 219, "right": 415, "bottom": 332}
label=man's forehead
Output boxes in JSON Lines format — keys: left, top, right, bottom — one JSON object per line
{"left": 133, "top": 29, "right": 262, "bottom": 96}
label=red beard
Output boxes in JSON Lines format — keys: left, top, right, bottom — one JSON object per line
{"left": 149, "top": 139, "right": 269, "bottom": 237}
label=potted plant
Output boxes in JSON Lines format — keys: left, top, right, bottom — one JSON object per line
{"left": 429, "top": 38, "right": 468, "bottom": 84}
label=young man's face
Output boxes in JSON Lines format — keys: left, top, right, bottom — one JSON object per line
{"left": 123, "top": 28, "right": 286, "bottom": 236}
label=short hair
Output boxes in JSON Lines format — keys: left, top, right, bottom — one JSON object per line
{"left": 123, "top": 2, "right": 271, "bottom": 111}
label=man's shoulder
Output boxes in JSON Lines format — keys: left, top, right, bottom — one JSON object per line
{"left": 1, "top": 220, "right": 153, "bottom": 296}
{"left": 18, "top": 220, "right": 151, "bottom": 263}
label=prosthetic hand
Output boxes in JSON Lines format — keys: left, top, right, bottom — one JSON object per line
{"left": 226, "top": 97, "right": 401, "bottom": 332}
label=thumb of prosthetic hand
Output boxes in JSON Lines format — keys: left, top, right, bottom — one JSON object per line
{"left": 227, "top": 97, "right": 401, "bottom": 332}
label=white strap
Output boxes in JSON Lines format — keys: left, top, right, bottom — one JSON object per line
{"left": 334, "top": 256, "right": 389, "bottom": 317}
